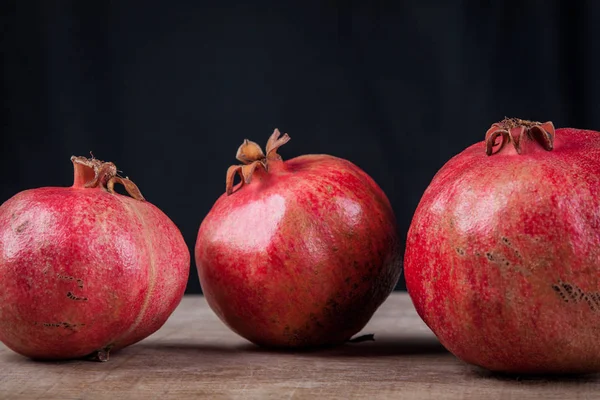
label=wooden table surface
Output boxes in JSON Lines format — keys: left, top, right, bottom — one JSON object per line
{"left": 1, "top": 293, "right": 599, "bottom": 400}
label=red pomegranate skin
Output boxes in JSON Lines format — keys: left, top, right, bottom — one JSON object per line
{"left": 0, "top": 157, "right": 189, "bottom": 360}
{"left": 405, "top": 122, "right": 600, "bottom": 373}
{"left": 196, "top": 134, "right": 401, "bottom": 348}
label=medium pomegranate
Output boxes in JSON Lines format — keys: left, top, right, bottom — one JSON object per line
{"left": 195, "top": 129, "right": 401, "bottom": 347}
{"left": 0, "top": 156, "right": 189, "bottom": 361}
{"left": 405, "top": 118, "right": 600, "bottom": 374}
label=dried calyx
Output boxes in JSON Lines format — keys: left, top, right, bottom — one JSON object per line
{"left": 226, "top": 129, "right": 291, "bottom": 195}
{"left": 485, "top": 118, "right": 555, "bottom": 156}
{"left": 71, "top": 156, "right": 145, "bottom": 201}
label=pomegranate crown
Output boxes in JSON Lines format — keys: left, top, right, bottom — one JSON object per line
{"left": 71, "top": 155, "right": 145, "bottom": 201}
{"left": 225, "top": 129, "right": 291, "bottom": 195}
{"left": 485, "top": 118, "right": 555, "bottom": 156}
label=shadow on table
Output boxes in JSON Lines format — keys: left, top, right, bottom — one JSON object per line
{"left": 236, "top": 334, "right": 449, "bottom": 358}
{"left": 0, "top": 343, "right": 242, "bottom": 366}
{"left": 126, "top": 334, "right": 448, "bottom": 360}
{"left": 130, "top": 342, "right": 240, "bottom": 356}
{"left": 469, "top": 367, "right": 600, "bottom": 384}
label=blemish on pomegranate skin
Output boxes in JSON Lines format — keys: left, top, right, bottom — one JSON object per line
{"left": 42, "top": 323, "right": 62, "bottom": 328}
{"left": 15, "top": 221, "right": 29, "bottom": 233}
{"left": 41, "top": 322, "right": 86, "bottom": 329}
{"left": 66, "top": 291, "right": 88, "bottom": 301}
{"left": 590, "top": 294, "right": 600, "bottom": 311}
{"left": 56, "top": 274, "right": 85, "bottom": 289}
{"left": 514, "top": 250, "right": 523, "bottom": 259}
{"left": 552, "top": 281, "right": 600, "bottom": 311}
{"left": 62, "top": 322, "right": 85, "bottom": 329}
{"left": 552, "top": 284, "right": 569, "bottom": 302}
{"left": 456, "top": 248, "right": 466, "bottom": 256}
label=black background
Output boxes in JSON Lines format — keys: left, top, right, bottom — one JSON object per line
{"left": 2, "top": 2, "right": 599, "bottom": 293}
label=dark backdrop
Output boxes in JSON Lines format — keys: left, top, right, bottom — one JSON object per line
{"left": 2, "top": 1, "right": 599, "bottom": 293}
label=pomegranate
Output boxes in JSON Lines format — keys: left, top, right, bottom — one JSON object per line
{"left": 195, "top": 129, "right": 401, "bottom": 347}
{"left": 0, "top": 156, "right": 189, "bottom": 361}
{"left": 405, "top": 118, "right": 600, "bottom": 374}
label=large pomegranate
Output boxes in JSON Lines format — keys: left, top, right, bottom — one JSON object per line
{"left": 195, "top": 129, "right": 401, "bottom": 347}
{"left": 405, "top": 118, "right": 600, "bottom": 374}
{"left": 0, "top": 156, "right": 189, "bottom": 361}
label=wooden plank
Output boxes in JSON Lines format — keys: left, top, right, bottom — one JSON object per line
{"left": 0, "top": 293, "right": 598, "bottom": 399}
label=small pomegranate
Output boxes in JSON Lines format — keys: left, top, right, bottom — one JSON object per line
{"left": 0, "top": 156, "right": 189, "bottom": 361}
{"left": 405, "top": 118, "right": 600, "bottom": 373}
{"left": 195, "top": 129, "right": 401, "bottom": 347}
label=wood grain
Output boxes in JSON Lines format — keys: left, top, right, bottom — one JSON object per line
{"left": 1, "top": 293, "right": 598, "bottom": 399}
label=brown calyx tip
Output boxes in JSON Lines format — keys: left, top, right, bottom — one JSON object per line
{"left": 71, "top": 155, "right": 145, "bottom": 201}
{"left": 485, "top": 117, "right": 555, "bottom": 156}
{"left": 226, "top": 128, "right": 291, "bottom": 195}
